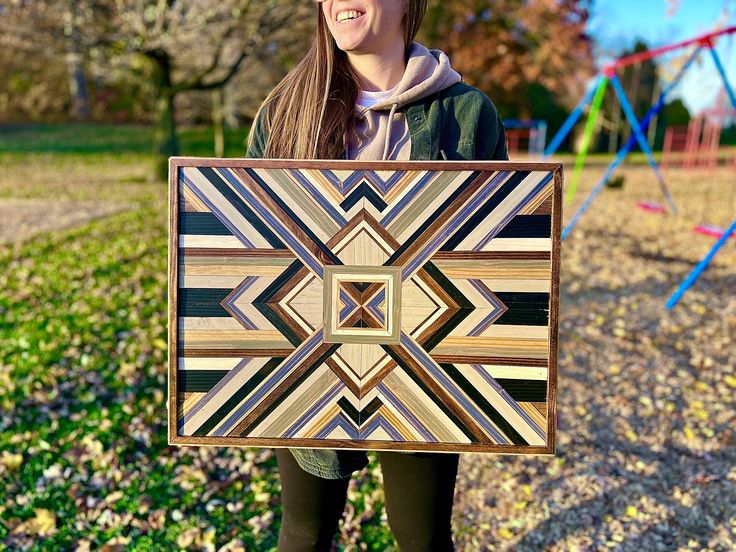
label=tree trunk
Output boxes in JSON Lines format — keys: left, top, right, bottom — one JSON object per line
{"left": 65, "top": 1, "right": 90, "bottom": 120}
{"left": 647, "top": 78, "right": 660, "bottom": 147}
{"left": 66, "top": 51, "right": 90, "bottom": 119}
{"left": 224, "top": 80, "right": 240, "bottom": 130}
{"left": 150, "top": 51, "right": 179, "bottom": 181}
{"left": 212, "top": 88, "right": 225, "bottom": 157}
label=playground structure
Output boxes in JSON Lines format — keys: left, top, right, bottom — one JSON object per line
{"left": 541, "top": 26, "right": 736, "bottom": 308}
{"left": 662, "top": 91, "right": 736, "bottom": 171}
{"left": 502, "top": 119, "right": 547, "bottom": 158}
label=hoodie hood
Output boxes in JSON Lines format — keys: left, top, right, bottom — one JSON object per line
{"left": 347, "top": 40, "right": 462, "bottom": 161}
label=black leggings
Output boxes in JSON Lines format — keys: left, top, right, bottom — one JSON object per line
{"left": 274, "top": 447, "right": 459, "bottom": 551}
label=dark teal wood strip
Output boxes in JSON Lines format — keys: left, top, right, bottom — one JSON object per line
{"left": 180, "top": 370, "right": 230, "bottom": 392}
{"left": 495, "top": 379, "right": 547, "bottom": 402}
{"left": 180, "top": 212, "right": 233, "bottom": 235}
{"left": 495, "top": 215, "right": 551, "bottom": 238}
{"left": 179, "top": 288, "right": 232, "bottom": 317}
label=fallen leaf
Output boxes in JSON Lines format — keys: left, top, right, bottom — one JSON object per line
{"left": 10, "top": 508, "right": 57, "bottom": 537}
{"left": 1, "top": 451, "right": 23, "bottom": 470}
{"left": 498, "top": 527, "right": 514, "bottom": 539}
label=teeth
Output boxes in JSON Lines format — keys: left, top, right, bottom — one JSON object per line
{"left": 337, "top": 10, "right": 363, "bottom": 22}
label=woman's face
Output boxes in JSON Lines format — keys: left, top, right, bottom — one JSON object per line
{"left": 319, "top": 0, "right": 407, "bottom": 54}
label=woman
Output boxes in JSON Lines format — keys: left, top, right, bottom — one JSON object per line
{"left": 246, "top": 0, "right": 508, "bottom": 550}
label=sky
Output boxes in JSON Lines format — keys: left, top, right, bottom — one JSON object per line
{"left": 586, "top": 0, "right": 736, "bottom": 114}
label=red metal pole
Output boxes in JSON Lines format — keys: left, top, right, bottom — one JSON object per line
{"left": 603, "top": 26, "right": 736, "bottom": 73}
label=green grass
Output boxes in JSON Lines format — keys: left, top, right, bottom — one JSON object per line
{"left": 0, "top": 123, "right": 251, "bottom": 157}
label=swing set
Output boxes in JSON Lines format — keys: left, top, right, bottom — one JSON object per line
{"left": 661, "top": 107, "right": 736, "bottom": 172}
{"left": 541, "top": 26, "right": 736, "bottom": 308}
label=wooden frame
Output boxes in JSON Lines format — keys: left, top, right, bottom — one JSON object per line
{"left": 168, "top": 157, "right": 562, "bottom": 455}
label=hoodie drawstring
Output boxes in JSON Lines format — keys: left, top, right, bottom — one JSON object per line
{"left": 382, "top": 102, "right": 399, "bottom": 161}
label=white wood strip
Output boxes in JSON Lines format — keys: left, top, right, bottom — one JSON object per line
{"left": 482, "top": 237, "right": 552, "bottom": 251}
{"left": 180, "top": 275, "right": 247, "bottom": 288}
{"left": 180, "top": 235, "right": 247, "bottom": 249}
{"left": 178, "top": 357, "right": 245, "bottom": 370}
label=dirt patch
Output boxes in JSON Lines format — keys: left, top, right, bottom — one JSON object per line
{"left": 0, "top": 198, "right": 132, "bottom": 245}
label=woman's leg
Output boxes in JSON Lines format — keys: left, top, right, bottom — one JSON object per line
{"left": 377, "top": 451, "right": 460, "bottom": 552}
{"left": 274, "top": 447, "right": 351, "bottom": 552}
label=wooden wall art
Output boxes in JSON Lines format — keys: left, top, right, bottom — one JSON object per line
{"left": 168, "top": 158, "right": 562, "bottom": 455}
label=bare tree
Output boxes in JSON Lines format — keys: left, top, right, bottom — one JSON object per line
{"left": 96, "top": 0, "right": 311, "bottom": 178}
{"left": 1, "top": 0, "right": 313, "bottom": 178}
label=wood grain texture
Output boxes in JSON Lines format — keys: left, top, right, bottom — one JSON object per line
{"left": 168, "top": 158, "right": 562, "bottom": 455}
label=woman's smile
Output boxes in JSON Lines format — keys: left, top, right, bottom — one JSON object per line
{"left": 336, "top": 10, "right": 366, "bottom": 24}
{"left": 335, "top": 9, "right": 368, "bottom": 31}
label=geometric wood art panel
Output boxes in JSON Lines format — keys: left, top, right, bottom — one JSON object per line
{"left": 167, "top": 158, "right": 562, "bottom": 455}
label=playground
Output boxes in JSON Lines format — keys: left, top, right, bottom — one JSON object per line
{"left": 0, "top": 1, "right": 735, "bottom": 549}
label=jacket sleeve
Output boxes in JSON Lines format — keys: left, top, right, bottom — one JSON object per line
{"left": 245, "top": 108, "right": 268, "bottom": 159}
{"left": 475, "top": 94, "right": 509, "bottom": 161}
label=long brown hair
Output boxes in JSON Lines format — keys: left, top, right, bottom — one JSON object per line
{"left": 246, "top": 0, "right": 428, "bottom": 159}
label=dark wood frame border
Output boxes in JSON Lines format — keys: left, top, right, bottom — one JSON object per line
{"left": 168, "top": 157, "right": 563, "bottom": 455}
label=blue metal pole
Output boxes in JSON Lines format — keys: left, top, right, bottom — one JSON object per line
{"left": 609, "top": 73, "right": 678, "bottom": 214}
{"left": 543, "top": 75, "right": 604, "bottom": 158}
{"left": 665, "top": 219, "right": 736, "bottom": 309}
{"left": 562, "top": 146, "right": 629, "bottom": 240}
{"left": 709, "top": 46, "right": 736, "bottom": 110}
{"left": 561, "top": 47, "right": 701, "bottom": 240}
{"left": 614, "top": 47, "right": 701, "bottom": 157}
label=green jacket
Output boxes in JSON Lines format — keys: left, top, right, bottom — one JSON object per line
{"left": 246, "top": 81, "right": 509, "bottom": 479}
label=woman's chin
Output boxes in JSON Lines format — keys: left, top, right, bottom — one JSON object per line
{"left": 336, "top": 36, "right": 372, "bottom": 53}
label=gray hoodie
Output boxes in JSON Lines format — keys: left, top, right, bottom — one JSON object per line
{"left": 344, "top": 40, "right": 462, "bottom": 161}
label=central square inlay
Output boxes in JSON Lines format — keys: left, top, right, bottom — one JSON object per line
{"left": 323, "top": 265, "right": 402, "bottom": 344}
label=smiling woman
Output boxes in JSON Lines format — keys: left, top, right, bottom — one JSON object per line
{"left": 246, "top": 0, "right": 508, "bottom": 550}
{"left": 245, "top": 0, "right": 436, "bottom": 160}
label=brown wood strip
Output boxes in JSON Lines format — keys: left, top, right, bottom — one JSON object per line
{"left": 169, "top": 435, "right": 554, "bottom": 454}
{"left": 431, "top": 355, "right": 548, "bottom": 367}
{"left": 170, "top": 157, "right": 564, "bottom": 171}
{"left": 531, "top": 195, "right": 553, "bottom": 215}
{"left": 181, "top": 348, "right": 295, "bottom": 357}
{"left": 431, "top": 251, "right": 551, "bottom": 260}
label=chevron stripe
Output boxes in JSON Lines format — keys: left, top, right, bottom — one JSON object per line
{"left": 182, "top": 169, "right": 279, "bottom": 249}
